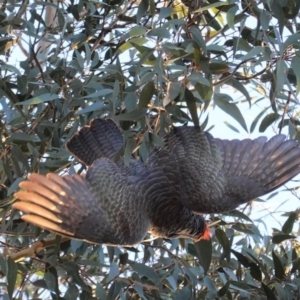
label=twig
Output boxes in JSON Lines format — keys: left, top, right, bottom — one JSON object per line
{"left": 279, "top": 91, "right": 291, "bottom": 134}
{"left": 10, "top": 237, "right": 70, "bottom": 262}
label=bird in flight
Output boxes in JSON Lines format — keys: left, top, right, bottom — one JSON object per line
{"left": 13, "top": 119, "right": 300, "bottom": 246}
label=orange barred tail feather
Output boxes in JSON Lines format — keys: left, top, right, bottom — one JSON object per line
{"left": 13, "top": 173, "right": 87, "bottom": 239}
{"left": 13, "top": 166, "right": 151, "bottom": 246}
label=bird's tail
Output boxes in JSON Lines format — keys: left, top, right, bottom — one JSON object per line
{"left": 215, "top": 134, "right": 300, "bottom": 195}
{"left": 66, "top": 119, "right": 123, "bottom": 166}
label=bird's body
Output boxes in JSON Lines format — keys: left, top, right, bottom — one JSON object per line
{"left": 13, "top": 119, "right": 300, "bottom": 246}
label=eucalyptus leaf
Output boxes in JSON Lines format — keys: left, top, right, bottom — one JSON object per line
{"left": 214, "top": 94, "right": 248, "bottom": 132}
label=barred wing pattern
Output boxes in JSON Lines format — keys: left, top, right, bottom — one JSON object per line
{"left": 14, "top": 160, "right": 150, "bottom": 246}
{"left": 13, "top": 119, "right": 300, "bottom": 245}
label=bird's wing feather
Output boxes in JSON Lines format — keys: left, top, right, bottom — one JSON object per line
{"left": 212, "top": 135, "right": 300, "bottom": 211}
{"left": 157, "top": 127, "right": 300, "bottom": 214}
{"left": 13, "top": 159, "right": 150, "bottom": 246}
{"left": 66, "top": 119, "right": 123, "bottom": 165}
{"left": 148, "top": 127, "right": 227, "bottom": 214}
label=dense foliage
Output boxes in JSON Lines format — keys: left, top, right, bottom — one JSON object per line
{"left": 1, "top": 0, "right": 300, "bottom": 299}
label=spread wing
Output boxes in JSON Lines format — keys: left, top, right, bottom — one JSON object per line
{"left": 159, "top": 127, "right": 300, "bottom": 213}
{"left": 214, "top": 135, "right": 300, "bottom": 211}
{"left": 13, "top": 160, "right": 150, "bottom": 246}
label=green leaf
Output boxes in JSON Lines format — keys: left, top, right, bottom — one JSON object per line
{"left": 291, "top": 257, "right": 300, "bottom": 273}
{"left": 188, "top": 73, "right": 210, "bottom": 86}
{"left": 272, "top": 3, "right": 284, "bottom": 37}
{"left": 240, "top": 46, "right": 265, "bottom": 60}
{"left": 282, "top": 212, "right": 297, "bottom": 234}
{"left": 124, "top": 136, "right": 136, "bottom": 166}
{"left": 75, "top": 50, "right": 84, "bottom": 71}
{"left": 291, "top": 57, "right": 300, "bottom": 95}
{"left": 232, "top": 249, "right": 261, "bottom": 280}
{"left": 194, "top": 238, "right": 212, "bottom": 274}
{"left": 64, "top": 262, "right": 89, "bottom": 291}
{"left": 137, "top": 0, "right": 148, "bottom": 24}
{"left": 15, "top": 93, "right": 58, "bottom": 105}
{"left": 218, "top": 281, "right": 230, "bottom": 297}
{"left": 107, "top": 262, "right": 119, "bottom": 282}
{"left": 148, "top": 27, "right": 171, "bottom": 39}
{"left": 231, "top": 223, "right": 255, "bottom": 235}
{"left": 276, "top": 59, "right": 287, "bottom": 93}
{"left": 249, "top": 262, "right": 262, "bottom": 281}
{"left": 159, "top": 7, "right": 172, "bottom": 19}
{"left": 250, "top": 108, "right": 268, "bottom": 133}
{"left": 274, "top": 282, "right": 287, "bottom": 299}
{"left": 115, "top": 108, "right": 147, "bottom": 121}
{"left": 96, "top": 283, "right": 107, "bottom": 300}
{"left": 139, "top": 81, "right": 155, "bottom": 108}
{"left": 225, "top": 79, "right": 251, "bottom": 104}
{"left": 231, "top": 249, "right": 250, "bottom": 267}
{"left": 119, "top": 252, "right": 129, "bottom": 265}
{"left": 215, "top": 229, "right": 231, "bottom": 261}
{"left": 75, "top": 101, "right": 106, "bottom": 115}
{"left": 174, "top": 286, "right": 192, "bottom": 300}
{"left": 132, "top": 263, "right": 160, "bottom": 284}
{"left": 203, "top": 275, "right": 217, "bottom": 292}
{"left": 9, "top": 132, "right": 37, "bottom": 142}
{"left": 124, "top": 92, "right": 138, "bottom": 111}
{"left": 272, "top": 251, "right": 285, "bottom": 279}
{"left": 132, "top": 274, "right": 145, "bottom": 298}
{"left": 64, "top": 284, "right": 79, "bottom": 299}
{"left": 126, "top": 26, "right": 147, "bottom": 39}
{"left": 225, "top": 210, "right": 253, "bottom": 223}
{"left": 200, "top": 114, "right": 209, "bottom": 130}
{"left": 45, "top": 271, "right": 57, "bottom": 292}
{"left": 149, "top": 132, "right": 164, "bottom": 146}
{"left": 32, "top": 279, "right": 47, "bottom": 289}
{"left": 165, "top": 82, "right": 181, "bottom": 102}
{"left": 259, "top": 10, "right": 272, "bottom": 31}
{"left": 283, "top": 33, "right": 300, "bottom": 48}
{"left": 227, "top": 5, "right": 239, "bottom": 29}
{"left": 272, "top": 234, "right": 296, "bottom": 244}
{"left": 209, "top": 63, "right": 230, "bottom": 74}
{"left": 2, "top": 63, "right": 21, "bottom": 76}
{"left": 261, "top": 283, "right": 277, "bottom": 300}
{"left": 214, "top": 93, "right": 248, "bottom": 132}
{"left": 107, "top": 281, "right": 122, "bottom": 299}
{"left": 224, "top": 121, "right": 239, "bottom": 133}
{"left": 230, "top": 281, "right": 258, "bottom": 292}
{"left": 17, "top": 75, "right": 28, "bottom": 94}
{"left": 195, "top": 82, "right": 213, "bottom": 106}
{"left": 12, "top": 145, "right": 29, "bottom": 171}
{"left": 259, "top": 113, "right": 280, "bottom": 132}
{"left": 185, "top": 88, "right": 199, "bottom": 127}
{"left": 139, "top": 138, "right": 148, "bottom": 162}
{"left": 80, "top": 89, "right": 113, "bottom": 99}
{"left": 6, "top": 257, "right": 17, "bottom": 299}
{"left": 189, "top": 26, "right": 207, "bottom": 53}
{"left": 128, "top": 37, "right": 148, "bottom": 46}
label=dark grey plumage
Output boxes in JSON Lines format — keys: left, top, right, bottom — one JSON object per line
{"left": 13, "top": 119, "right": 300, "bottom": 246}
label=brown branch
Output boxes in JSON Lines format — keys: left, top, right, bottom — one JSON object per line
{"left": 279, "top": 91, "right": 291, "bottom": 134}
{"left": 10, "top": 237, "right": 70, "bottom": 262}
{"left": 214, "top": 60, "right": 272, "bottom": 86}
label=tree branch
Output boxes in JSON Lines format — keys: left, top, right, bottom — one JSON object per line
{"left": 10, "top": 237, "right": 70, "bottom": 262}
